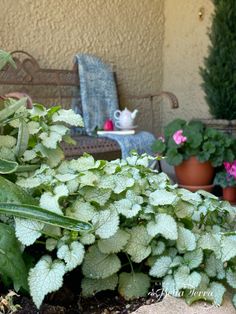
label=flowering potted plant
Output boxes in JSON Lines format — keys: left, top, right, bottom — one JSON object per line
{"left": 214, "top": 161, "right": 236, "bottom": 203}
{"left": 152, "top": 119, "right": 236, "bottom": 188}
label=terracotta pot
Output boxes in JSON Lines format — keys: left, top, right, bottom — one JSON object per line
{"left": 178, "top": 184, "right": 214, "bottom": 193}
{"left": 223, "top": 187, "right": 236, "bottom": 203}
{"left": 174, "top": 156, "right": 214, "bottom": 186}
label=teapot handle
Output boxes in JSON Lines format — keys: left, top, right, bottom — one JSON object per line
{"left": 114, "top": 110, "right": 121, "bottom": 120}
{"left": 115, "top": 121, "right": 121, "bottom": 129}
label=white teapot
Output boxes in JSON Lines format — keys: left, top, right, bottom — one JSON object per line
{"left": 114, "top": 108, "right": 138, "bottom": 129}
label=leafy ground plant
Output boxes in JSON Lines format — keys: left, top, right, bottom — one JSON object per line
{"left": 0, "top": 61, "right": 236, "bottom": 308}
{"left": 0, "top": 91, "right": 91, "bottom": 303}
{"left": 2, "top": 152, "right": 234, "bottom": 309}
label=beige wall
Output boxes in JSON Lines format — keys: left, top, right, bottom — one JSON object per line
{"left": 1, "top": 0, "right": 164, "bottom": 134}
{"left": 1, "top": 0, "right": 216, "bottom": 133}
{"left": 162, "top": 0, "right": 214, "bottom": 127}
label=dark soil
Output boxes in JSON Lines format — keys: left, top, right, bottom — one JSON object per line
{"left": 0, "top": 252, "right": 163, "bottom": 313}
{"left": 13, "top": 283, "right": 162, "bottom": 314}
{"left": 2, "top": 255, "right": 162, "bottom": 314}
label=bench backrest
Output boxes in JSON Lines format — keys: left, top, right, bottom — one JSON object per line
{"left": 0, "top": 50, "right": 80, "bottom": 109}
{"left": 0, "top": 50, "right": 179, "bottom": 135}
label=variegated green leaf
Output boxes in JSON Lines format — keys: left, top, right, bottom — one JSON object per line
{"left": 15, "top": 118, "right": 29, "bottom": 158}
{"left": 0, "top": 135, "right": 16, "bottom": 148}
{"left": 14, "top": 218, "right": 44, "bottom": 246}
{"left": 0, "top": 50, "right": 16, "bottom": 70}
{"left": 57, "top": 241, "right": 84, "bottom": 271}
{"left": 226, "top": 268, "right": 236, "bottom": 288}
{"left": 98, "top": 229, "right": 130, "bottom": 254}
{"left": 92, "top": 207, "right": 119, "bottom": 239}
{"left": 221, "top": 236, "right": 236, "bottom": 262}
{"left": 198, "top": 233, "right": 221, "bottom": 259}
{"left": 126, "top": 226, "right": 152, "bottom": 263}
{"left": 81, "top": 274, "right": 118, "bottom": 297}
{"left": 147, "top": 213, "right": 178, "bottom": 240}
{"left": 209, "top": 281, "right": 226, "bottom": 306}
{"left": 0, "top": 158, "right": 18, "bottom": 174}
{"left": 82, "top": 245, "right": 121, "bottom": 279}
{"left": 176, "top": 227, "right": 196, "bottom": 253}
{"left": 183, "top": 249, "right": 203, "bottom": 270}
{"left": 174, "top": 265, "right": 201, "bottom": 290}
{"left": 52, "top": 109, "right": 83, "bottom": 127}
{"left": 118, "top": 272, "right": 150, "bottom": 300}
{"left": 149, "top": 256, "right": 172, "bottom": 278}
{"left": 149, "top": 190, "right": 177, "bottom": 206}
{"left": 0, "top": 98, "right": 27, "bottom": 123}
{"left": 28, "top": 256, "right": 65, "bottom": 308}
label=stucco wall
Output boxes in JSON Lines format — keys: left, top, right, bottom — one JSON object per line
{"left": 1, "top": 0, "right": 164, "bottom": 134}
{"left": 162, "top": 0, "right": 214, "bottom": 127}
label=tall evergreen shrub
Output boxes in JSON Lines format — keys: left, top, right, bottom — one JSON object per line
{"left": 200, "top": 0, "right": 236, "bottom": 120}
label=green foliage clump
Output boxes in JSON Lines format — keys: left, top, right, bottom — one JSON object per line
{"left": 1, "top": 50, "right": 236, "bottom": 310}
{"left": 0, "top": 99, "right": 83, "bottom": 169}
{"left": 1, "top": 153, "right": 235, "bottom": 309}
{"left": 214, "top": 160, "right": 236, "bottom": 188}
{"left": 200, "top": 0, "right": 236, "bottom": 119}
{"left": 214, "top": 171, "right": 236, "bottom": 188}
{"left": 152, "top": 119, "right": 236, "bottom": 166}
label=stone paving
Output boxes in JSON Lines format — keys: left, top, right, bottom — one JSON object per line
{"left": 132, "top": 294, "right": 236, "bottom": 314}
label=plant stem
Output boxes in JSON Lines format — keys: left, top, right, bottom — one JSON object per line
{"left": 125, "top": 253, "right": 134, "bottom": 274}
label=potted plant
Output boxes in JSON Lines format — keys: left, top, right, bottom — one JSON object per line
{"left": 214, "top": 161, "right": 236, "bottom": 203}
{"left": 152, "top": 118, "right": 236, "bottom": 190}
{"left": 200, "top": 0, "right": 236, "bottom": 134}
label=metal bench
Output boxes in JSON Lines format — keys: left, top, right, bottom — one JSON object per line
{"left": 0, "top": 50, "right": 179, "bottom": 160}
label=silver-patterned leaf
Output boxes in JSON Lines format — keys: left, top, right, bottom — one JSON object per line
{"left": 82, "top": 245, "right": 121, "bottom": 279}
{"left": 126, "top": 226, "right": 152, "bottom": 263}
{"left": 15, "top": 218, "right": 44, "bottom": 246}
{"left": 147, "top": 213, "right": 178, "bottom": 240}
{"left": 176, "top": 227, "right": 196, "bottom": 253}
{"left": 118, "top": 272, "right": 150, "bottom": 300}
{"left": 92, "top": 207, "right": 119, "bottom": 239}
{"left": 98, "top": 229, "right": 130, "bottom": 254}
{"left": 149, "top": 190, "right": 177, "bottom": 206}
{"left": 149, "top": 256, "right": 172, "bottom": 278}
{"left": 57, "top": 241, "right": 85, "bottom": 271}
{"left": 28, "top": 256, "right": 65, "bottom": 308}
{"left": 81, "top": 274, "right": 118, "bottom": 297}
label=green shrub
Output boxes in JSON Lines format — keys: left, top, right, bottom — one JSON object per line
{"left": 200, "top": 0, "right": 236, "bottom": 119}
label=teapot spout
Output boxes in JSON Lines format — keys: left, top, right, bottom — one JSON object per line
{"left": 131, "top": 109, "right": 138, "bottom": 120}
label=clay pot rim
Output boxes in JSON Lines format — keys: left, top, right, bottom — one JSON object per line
{"left": 178, "top": 184, "right": 214, "bottom": 193}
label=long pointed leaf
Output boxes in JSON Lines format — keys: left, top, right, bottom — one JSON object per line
{"left": 0, "top": 175, "right": 37, "bottom": 204}
{"left": 16, "top": 164, "right": 40, "bottom": 172}
{"left": 0, "top": 203, "right": 92, "bottom": 232}
{"left": 0, "top": 158, "right": 18, "bottom": 174}
{"left": 0, "top": 98, "right": 27, "bottom": 123}
{"left": 15, "top": 118, "right": 29, "bottom": 158}
{"left": 0, "top": 50, "right": 16, "bottom": 70}
{"left": 0, "top": 223, "right": 28, "bottom": 291}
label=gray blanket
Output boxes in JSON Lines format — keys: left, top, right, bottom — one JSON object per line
{"left": 99, "top": 131, "right": 156, "bottom": 159}
{"left": 72, "top": 54, "right": 118, "bottom": 135}
{"left": 72, "top": 54, "right": 156, "bottom": 162}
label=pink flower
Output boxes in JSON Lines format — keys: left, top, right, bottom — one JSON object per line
{"left": 224, "top": 160, "right": 236, "bottom": 179}
{"left": 224, "top": 162, "right": 231, "bottom": 172}
{"left": 158, "top": 136, "right": 165, "bottom": 143}
{"left": 230, "top": 163, "right": 236, "bottom": 178}
{"left": 173, "top": 130, "right": 187, "bottom": 145}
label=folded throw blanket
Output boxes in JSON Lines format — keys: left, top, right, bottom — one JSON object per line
{"left": 99, "top": 131, "right": 156, "bottom": 159}
{"left": 71, "top": 53, "right": 156, "bottom": 164}
{"left": 72, "top": 54, "right": 118, "bottom": 135}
